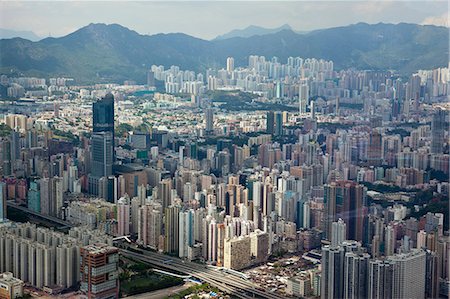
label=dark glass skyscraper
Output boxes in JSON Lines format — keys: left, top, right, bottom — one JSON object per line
{"left": 431, "top": 109, "right": 445, "bottom": 154}
{"left": 93, "top": 93, "right": 115, "bottom": 161}
{"left": 266, "top": 111, "right": 274, "bottom": 134}
{"left": 93, "top": 93, "right": 115, "bottom": 138}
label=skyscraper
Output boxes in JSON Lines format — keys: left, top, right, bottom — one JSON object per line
{"left": 93, "top": 93, "right": 115, "bottom": 159}
{"left": 344, "top": 252, "right": 370, "bottom": 299}
{"left": 205, "top": 108, "right": 214, "bottom": 134}
{"left": 367, "top": 130, "right": 382, "bottom": 166}
{"left": 0, "top": 182, "right": 6, "bottom": 222}
{"left": 91, "top": 132, "right": 113, "bottom": 178}
{"left": 331, "top": 219, "right": 346, "bottom": 247}
{"left": 164, "top": 206, "right": 180, "bottom": 254}
{"left": 274, "top": 111, "right": 283, "bottom": 136}
{"left": 368, "top": 259, "right": 395, "bottom": 298}
{"left": 299, "top": 84, "right": 309, "bottom": 114}
{"left": 431, "top": 109, "right": 445, "bottom": 154}
{"left": 179, "top": 209, "right": 194, "bottom": 258}
{"left": 226, "top": 57, "right": 234, "bottom": 72}
{"left": 266, "top": 112, "right": 275, "bottom": 135}
{"left": 324, "top": 181, "right": 367, "bottom": 242}
{"left": 321, "top": 245, "right": 345, "bottom": 299}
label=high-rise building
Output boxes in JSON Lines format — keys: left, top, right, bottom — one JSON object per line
{"left": 117, "top": 197, "right": 130, "bottom": 236}
{"left": 266, "top": 111, "right": 275, "bottom": 135}
{"left": 324, "top": 181, "right": 367, "bottom": 242}
{"left": 367, "top": 130, "right": 382, "bottom": 166}
{"left": 344, "top": 252, "right": 369, "bottom": 299}
{"left": 331, "top": 218, "right": 346, "bottom": 247}
{"left": 179, "top": 209, "right": 194, "bottom": 258}
{"left": 299, "top": 84, "right": 309, "bottom": 114}
{"left": 224, "top": 236, "right": 251, "bottom": 270}
{"left": 368, "top": 259, "right": 395, "bottom": 298}
{"left": 80, "top": 244, "right": 119, "bottom": 299}
{"left": 147, "top": 70, "right": 155, "bottom": 87}
{"left": 321, "top": 245, "right": 345, "bottom": 299}
{"left": 226, "top": 57, "right": 234, "bottom": 73}
{"left": 138, "top": 204, "right": 162, "bottom": 250}
{"left": 39, "top": 177, "right": 63, "bottom": 217}
{"left": 387, "top": 249, "right": 426, "bottom": 299}
{"left": 274, "top": 112, "right": 283, "bottom": 136}
{"left": 91, "top": 132, "right": 114, "bottom": 178}
{"left": 0, "top": 183, "right": 6, "bottom": 222}
{"left": 205, "top": 108, "right": 214, "bottom": 134}
{"left": 93, "top": 93, "right": 115, "bottom": 162}
{"left": 164, "top": 206, "right": 179, "bottom": 254}
{"left": 431, "top": 109, "right": 445, "bottom": 154}
{"left": 159, "top": 179, "right": 172, "bottom": 210}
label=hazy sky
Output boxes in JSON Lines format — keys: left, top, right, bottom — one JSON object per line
{"left": 0, "top": 1, "right": 448, "bottom": 40}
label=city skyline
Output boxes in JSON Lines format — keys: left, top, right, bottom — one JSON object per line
{"left": 0, "top": 1, "right": 448, "bottom": 298}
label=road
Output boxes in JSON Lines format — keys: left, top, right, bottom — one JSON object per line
{"left": 121, "top": 248, "right": 285, "bottom": 299}
{"left": 6, "top": 201, "right": 74, "bottom": 228}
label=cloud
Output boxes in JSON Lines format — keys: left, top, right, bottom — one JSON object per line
{"left": 421, "top": 12, "right": 449, "bottom": 27}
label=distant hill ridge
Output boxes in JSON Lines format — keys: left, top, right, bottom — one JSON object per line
{"left": 0, "top": 22, "right": 448, "bottom": 84}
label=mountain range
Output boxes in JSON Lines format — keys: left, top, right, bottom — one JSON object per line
{"left": 214, "top": 24, "right": 307, "bottom": 40}
{"left": 0, "top": 28, "right": 41, "bottom": 41}
{"left": 0, "top": 22, "right": 448, "bottom": 84}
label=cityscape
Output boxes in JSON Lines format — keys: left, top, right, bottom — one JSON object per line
{"left": 0, "top": 1, "right": 449, "bottom": 299}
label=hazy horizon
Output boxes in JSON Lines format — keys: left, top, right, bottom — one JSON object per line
{"left": 0, "top": 1, "right": 448, "bottom": 40}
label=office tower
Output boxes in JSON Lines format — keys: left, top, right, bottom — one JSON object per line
{"left": 368, "top": 259, "right": 395, "bottom": 299}
{"left": 164, "top": 206, "right": 179, "bottom": 254}
{"left": 226, "top": 57, "right": 234, "bottom": 72}
{"left": 0, "top": 272, "right": 23, "bottom": 299}
{"left": 344, "top": 252, "right": 369, "bottom": 299}
{"left": 205, "top": 108, "right": 214, "bottom": 134}
{"left": 179, "top": 210, "right": 194, "bottom": 258}
{"left": 93, "top": 93, "right": 114, "bottom": 161}
{"left": 299, "top": 84, "right": 309, "bottom": 114}
{"left": 274, "top": 112, "right": 283, "bottom": 136}
{"left": 331, "top": 219, "right": 346, "bottom": 247}
{"left": 0, "top": 182, "right": 5, "bottom": 222}
{"left": 117, "top": 198, "right": 130, "bottom": 236}
{"left": 93, "top": 93, "right": 114, "bottom": 136}
{"left": 431, "top": 109, "right": 445, "bottom": 154}
{"left": 80, "top": 244, "right": 119, "bottom": 299}
{"left": 387, "top": 249, "right": 426, "bottom": 299}
{"left": 321, "top": 245, "right": 345, "bottom": 299}
{"left": 91, "top": 132, "right": 113, "bottom": 178}
{"left": 266, "top": 111, "right": 275, "bottom": 134}
{"left": 368, "top": 130, "right": 382, "bottom": 166}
